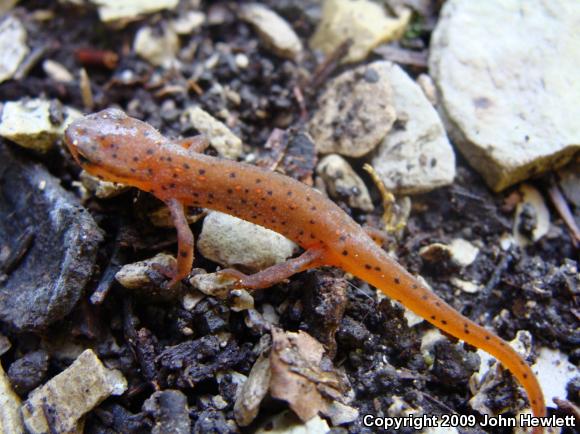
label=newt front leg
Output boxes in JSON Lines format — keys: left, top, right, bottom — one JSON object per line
{"left": 166, "top": 198, "right": 194, "bottom": 287}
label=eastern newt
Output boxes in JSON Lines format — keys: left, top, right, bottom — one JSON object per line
{"left": 65, "top": 108, "right": 546, "bottom": 431}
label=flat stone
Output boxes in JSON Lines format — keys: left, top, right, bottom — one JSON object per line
{"left": 181, "top": 106, "right": 242, "bottom": 159}
{"left": 90, "top": 0, "right": 179, "bottom": 24}
{"left": 316, "top": 154, "right": 374, "bottom": 211}
{"left": 198, "top": 211, "right": 298, "bottom": 273}
{"left": 0, "top": 15, "right": 28, "bottom": 83}
{"left": 308, "top": 61, "right": 396, "bottom": 157}
{"left": 430, "top": 0, "right": 580, "bottom": 192}
{"left": 310, "top": 0, "right": 411, "bottom": 63}
{"left": 0, "top": 98, "right": 81, "bottom": 152}
{"left": 0, "top": 361, "right": 24, "bottom": 434}
{"left": 0, "top": 143, "right": 103, "bottom": 331}
{"left": 21, "top": 349, "right": 127, "bottom": 434}
{"left": 371, "top": 62, "right": 455, "bottom": 194}
{"left": 239, "top": 3, "right": 303, "bottom": 61}
{"left": 115, "top": 253, "right": 181, "bottom": 300}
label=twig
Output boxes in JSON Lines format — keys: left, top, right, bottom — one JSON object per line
{"left": 546, "top": 181, "right": 580, "bottom": 247}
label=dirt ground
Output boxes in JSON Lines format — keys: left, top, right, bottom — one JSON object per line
{"left": 0, "top": 1, "right": 578, "bottom": 433}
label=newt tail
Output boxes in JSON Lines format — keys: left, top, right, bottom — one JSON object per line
{"left": 330, "top": 244, "right": 546, "bottom": 432}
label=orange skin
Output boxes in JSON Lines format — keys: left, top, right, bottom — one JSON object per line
{"left": 65, "top": 109, "right": 546, "bottom": 432}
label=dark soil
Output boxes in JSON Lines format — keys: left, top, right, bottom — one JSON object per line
{"left": 0, "top": 1, "right": 578, "bottom": 434}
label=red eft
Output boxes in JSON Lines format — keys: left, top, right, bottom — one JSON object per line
{"left": 65, "top": 108, "right": 546, "bottom": 431}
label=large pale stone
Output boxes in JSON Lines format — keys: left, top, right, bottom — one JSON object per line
{"left": 308, "top": 61, "right": 396, "bottom": 157}
{"left": 430, "top": 0, "right": 580, "bottom": 191}
{"left": 371, "top": 62, "right": 455, "bottom": 194}
{"left": 21, "top": 349, "right": 127, "bottom": 434}
{"left": 198, "top": 212, "right": 298, "bottom": 273}
{"left": 310, "top": 0, "right": 411, "bottom": 63}
{"left": 0, "top": 99, "right": 82, "bottom": 152}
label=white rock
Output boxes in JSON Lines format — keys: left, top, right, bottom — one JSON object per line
{"left": 450, "top": 277, "right": 481, "bottom": 294}
{"left": 134, "top": 25, "right": 179, "bottom": 68}
{"left": 115, "top": 253, "right": 177, "bottom": 295}
{"left": 0, "top": 99, "right": 82, "bottom": 152}
{"left": 0, "top": 15, "right": 29, "bottom": 84}
{"left": 171, "top": 10, "right": 205, "bottom": 35}
{"left": 239, "top": 3, "right": 303, "bottom": 61}
{"left": 449, "top": 238, "right": 479, "bottom": 267}
{"left": 372, "top": 62, "right": 455, "bottom": 194}
{"left": 198, "top": 211, "right": 299, "bottom": 273}
{"left": 91, "top": 0, "right": 179, "bottom": 24}
{"left": 42, "top": 59, "right": 74, "bottom": 83}
{"left": 255, "top": 411, "right": 330, "bottom": 434}
{"left": 308, "top": 61, "right": 396, "bottom": 157}
{"left": 310, "top": 0, "right": 411, "bottom": 63}
{"left": 181, "top": 106, "right": 242, "bottom": 159}
{"left": 316, "top": 154, "right": 374, "bottom": 211}
{"left": 513, "top": 184, "right": 550, "bottom": 247}
{"left": 0, "top": 361, "right": 24, "bottom": 434}
{"left": 469, "top": 331, "right": 534, "bottom": 416}
{"left": 429, "top": 0, "right": 580, "bottom": 192}
{"left": 533, "top": 347, "right": 579, "bottom": 407}
{"left": 21, "top": 349, "right": 127, "bottom": 434}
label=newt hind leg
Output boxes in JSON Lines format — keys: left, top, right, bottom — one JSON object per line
{"left": 218, "top": 248, "right": 325, "bottom": 290}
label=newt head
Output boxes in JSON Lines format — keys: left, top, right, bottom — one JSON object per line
{"left": 64, "top": 108, "right": 164, "bottom": 184}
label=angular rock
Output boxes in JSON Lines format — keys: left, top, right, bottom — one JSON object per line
{"left": 310, "top": 0, "right": 411, "bottom": 63}
{"left": 239, "top": 3, "right": 303, "bottom": 61}
{"left": 0, "top": 98, "right": 82, "bottom": 152}
{"left": 198, "top": 211, "right": 298, "bottom": 273}
{"left": 90, "top": 0, "right": 179, "bottom": 24}
{"left": 371, "top": 62, "right": 455, "bottom": 194}
{"left": 0, "top": 361, "right": 24, "bottom": 434}
{"left": 316, "top": 154, "right": 374, "bottom": 211}
{"left": 0, "top": 15, "right": 28, "bottom": 84}
{"left": 181, "top": 106, "right": 242, "bottom": 159}
{"left": 115, "top": 253, "right": 182, "bottom": 300}
{"left": 308, "top": 61, "right": 396, "bottom": 157}
{"left": 134, "top": 25, "right": 179, "bottom": 68}
{"left": 430, "top": 0, "right": 580, "bottom": 191}
{"left": 0, "top": 143, "right": 103, "bottom": 331}
{"left": 21, "top": 349, "right": 127, "bottom": 434}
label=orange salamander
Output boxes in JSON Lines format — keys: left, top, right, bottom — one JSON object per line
{"left": 65, "top": 108, "right": 546, "bottom": 431}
